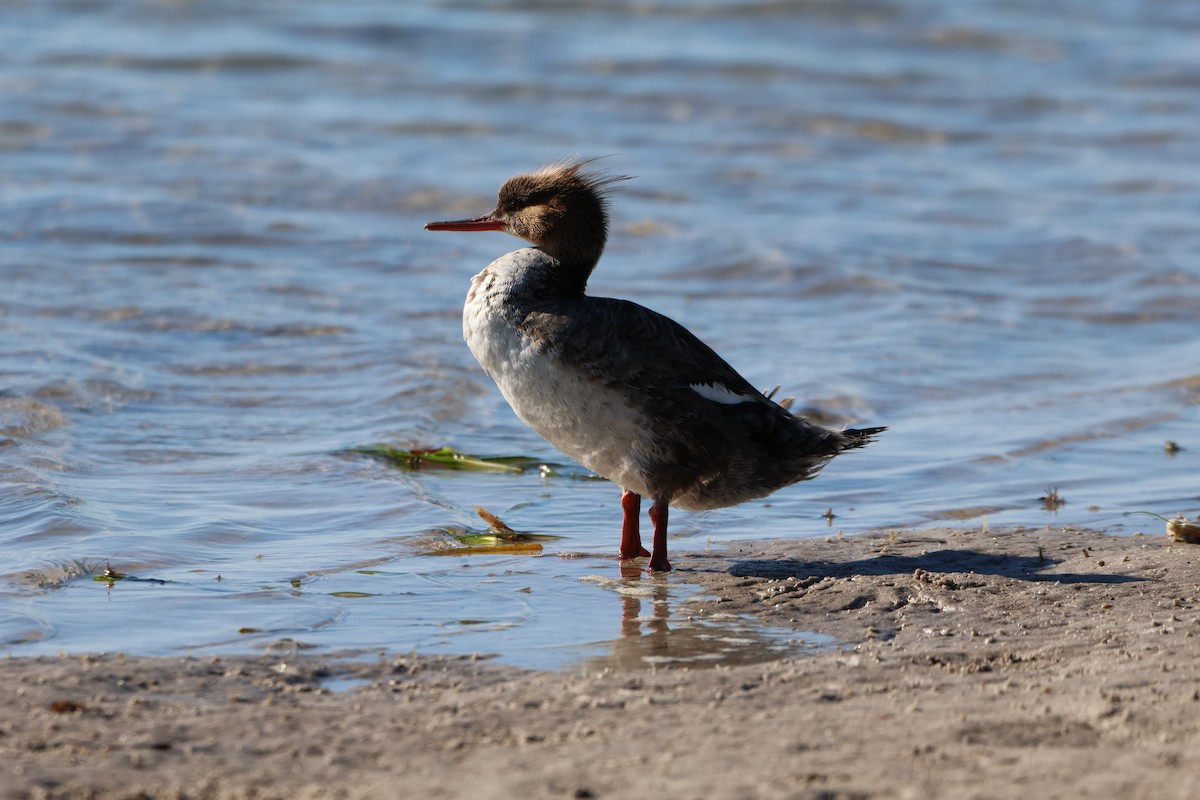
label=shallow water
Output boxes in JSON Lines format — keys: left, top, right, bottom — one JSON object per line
{"left": 2, "top": 0, "right": 1197, "bottom": 669}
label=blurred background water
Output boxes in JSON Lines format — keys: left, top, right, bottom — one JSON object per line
{"left": 2, "top": 0, "right": 1197, "bottom": 668}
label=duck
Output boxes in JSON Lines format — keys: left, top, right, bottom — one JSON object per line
{"left": 425, "top": 159, "right": 883, "bottom": 571}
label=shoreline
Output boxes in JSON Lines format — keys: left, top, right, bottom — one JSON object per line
{"left": 4, "top": 525, "right": 1198, "bottom": 799}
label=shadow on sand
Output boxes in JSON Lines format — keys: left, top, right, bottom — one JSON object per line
{"left": 726, "top": 548, "right": 1147, "bottom": 585}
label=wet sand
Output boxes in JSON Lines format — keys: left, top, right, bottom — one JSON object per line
{"left": 5, "top": 525, "right": 1199, "bottom": 800}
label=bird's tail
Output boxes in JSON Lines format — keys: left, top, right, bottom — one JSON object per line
{"left": 840, "top": 426, "right": 886, "bottom": 450}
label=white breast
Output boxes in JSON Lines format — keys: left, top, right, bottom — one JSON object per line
{"left": 462, "top": 253, "right": 654, "bottom": 496}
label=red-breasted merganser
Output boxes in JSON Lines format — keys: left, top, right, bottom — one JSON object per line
{"left": 426, "top": 159, "right": 883, "bottom": 571}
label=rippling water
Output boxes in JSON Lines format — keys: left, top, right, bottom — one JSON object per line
{"left": 3, "top": 0, "right": 1197, "bottom": 667}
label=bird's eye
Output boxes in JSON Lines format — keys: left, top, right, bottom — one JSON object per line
{"left": 523, "top": 189, "right": 555, "bottom": 206}
{"left": 498, "top": 188, "right": 554, "bottom": 214}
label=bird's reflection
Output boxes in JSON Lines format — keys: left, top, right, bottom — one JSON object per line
{"left": 617, "top": 561, "right": 670, "bottom": 641}
{"left": 582, "top": 561, "right": 823, "bottom": 671}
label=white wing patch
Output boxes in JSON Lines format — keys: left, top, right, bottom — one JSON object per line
{"left": 689, "top": 382, "right": 756, "bottom": 405}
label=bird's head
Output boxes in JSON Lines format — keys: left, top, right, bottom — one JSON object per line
{"left": 425, "top": 159, "right": 630, "bottom": 277}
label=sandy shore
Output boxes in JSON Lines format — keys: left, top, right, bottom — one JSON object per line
{"left": 4, "top": 525, "right": 1199, "bottom": 800}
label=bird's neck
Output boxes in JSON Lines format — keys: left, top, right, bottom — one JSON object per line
{"left": 525, "top": 246, "right": 596, "bottom": 299}
{"left": 532, "top": 218, "right": 606, "bottom": 297}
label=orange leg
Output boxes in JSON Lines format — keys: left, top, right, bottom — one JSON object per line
{"left": 647, "top": 498, "right": 671, "bottom": 572}
{"left": 619, "top": 489, "right": 650, "bottom": 559}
